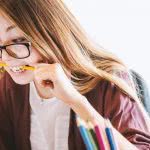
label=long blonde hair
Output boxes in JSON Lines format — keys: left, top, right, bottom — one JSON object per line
{"left": 0, "top": 0, "right": 150, "bottom": 128}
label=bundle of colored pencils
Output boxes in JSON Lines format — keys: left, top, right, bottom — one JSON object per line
{"left": 76, "top": 116, "right": 118, "bottom": 150}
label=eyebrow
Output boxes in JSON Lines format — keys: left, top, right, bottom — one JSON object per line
{"left": 6, "top": 25, "right": 16, "bottom": 32}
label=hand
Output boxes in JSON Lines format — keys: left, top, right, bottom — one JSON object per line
{"left": 33, "top": 63, "right": 83, "bottom": 105}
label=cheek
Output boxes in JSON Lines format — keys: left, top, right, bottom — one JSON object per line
{"left": 25, "top": 48, "right": 43, "bottom": 64}
{"left": 4, "top": 49, "right": 44, "bottom": 85}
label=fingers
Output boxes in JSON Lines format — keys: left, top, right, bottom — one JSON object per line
{"left": 33, "top": 63, "right": 56, "bottom": 88}
{"left": 34, "top": 71, "right": 54, "bottom": 89}
{"left": 32, "top": 63, "right": 71, "bottom": 88}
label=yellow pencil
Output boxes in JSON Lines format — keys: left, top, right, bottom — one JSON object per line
{"left": 21, "top": 66, "right": 35, "bottom": 71}
{"left": 0, "top": 62, "right": 35, "bottom": 71}
{"left": 0, "top": 63, "right": 8, "bottom": 67}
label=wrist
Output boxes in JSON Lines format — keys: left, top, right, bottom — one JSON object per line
{"left": 66, "top": 92, "right": 85, "bottom": 106}
{"left": 69, "top": 95, "right": 96, "bottom": 122}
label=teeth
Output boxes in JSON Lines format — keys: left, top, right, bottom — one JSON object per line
{"left": 10, "top": 66, "right": 25, "bottom": 73}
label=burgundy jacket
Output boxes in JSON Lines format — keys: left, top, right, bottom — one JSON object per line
{"left": 0, "top": 72, "right": 150, "bottom": 150}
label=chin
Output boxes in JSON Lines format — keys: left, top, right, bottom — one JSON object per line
{"left": 12, "top": 77, "right": 32, "bottom": 85}
{"left": 7, "top": 69, "right": 34, "bottom": 85}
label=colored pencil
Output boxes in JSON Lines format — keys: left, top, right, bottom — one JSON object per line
{"left": 105, "top": 119, "right": 117, "bottom": 150}
{"left": 0, "top": 62, "right": 35, "bottom": 71}
{"left": 93, "top": 120, "right": 106, "bottom": 150}
{"left": 22, "top": 65, "right": 35, "bottom": 70}
{"left": 86, "top": 122, "right": 99, "bottom": 150}
{"left": 76, "top": 116, "right": 93, "bottom": 150}
{"left": 0, "top": 63, "right": 7, "bottom": 67}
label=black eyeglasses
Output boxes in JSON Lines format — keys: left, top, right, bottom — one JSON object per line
{"left": 0, "top": 42, "right": 31, "bottom": 59}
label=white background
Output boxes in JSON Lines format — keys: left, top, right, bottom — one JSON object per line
{"left": 65, "top": 0, "right": 150, "bottom": 86}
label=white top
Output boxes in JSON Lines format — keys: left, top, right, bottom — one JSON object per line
{"left": 29, "top": 81, "right": 70, "bottom": 150}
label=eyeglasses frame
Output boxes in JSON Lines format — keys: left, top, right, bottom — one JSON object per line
{"left": 0, "top": 42, "right": 31, "bottom": 59}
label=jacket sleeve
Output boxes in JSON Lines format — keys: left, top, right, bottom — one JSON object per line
{"left": 102, "top": 74, "right": 150, "bottom": 150}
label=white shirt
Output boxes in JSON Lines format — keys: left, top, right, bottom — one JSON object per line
{"left": 29, "top": 81, "right": 70, "bottom": 150}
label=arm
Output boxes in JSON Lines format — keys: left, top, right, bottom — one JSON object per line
{"left": 32, "top": 63, "right": 150, "bottom": 149}
{"left": 69, "top": 80, "right": 150, "bottom": 150}
{"left": 70, "top": 96, "right": 138, "bottom": 150}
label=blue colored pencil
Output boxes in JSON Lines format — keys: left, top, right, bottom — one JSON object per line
{"left": 105, "top": 119, "right": 117, "bottom": 150}
{"left": 76, "top": 116, "right": 93, "bottom": 150}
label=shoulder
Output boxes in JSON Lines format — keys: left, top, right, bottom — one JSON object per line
{"left": 90, "top": 69, "right": 137, "bottom": 111}
{"left": 84, "top": 70, "right": 135, "bottom": 117}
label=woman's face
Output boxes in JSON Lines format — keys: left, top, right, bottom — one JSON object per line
{"left": 0, "top": 13, "right": 43, "bottom": 85}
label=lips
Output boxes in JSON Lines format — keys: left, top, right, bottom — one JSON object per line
{"left": 8, "top": 64, "right": 29, "bottom": 73}
{"left": 9, "top": 66, "right": 25, "bottom": 73}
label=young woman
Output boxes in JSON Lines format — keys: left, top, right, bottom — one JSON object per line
{"left": 0, "top": 0, "right": 149, "bottom": 150}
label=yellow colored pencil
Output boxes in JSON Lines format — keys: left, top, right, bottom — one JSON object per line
{"left": 21, "top": 66, "right": 35, "bottom": 71}
{"left": 0, "top": 62, "right": 35, "bottom": 71}
{"left": 0, "top": 63, "right": 8, "bottom": 67}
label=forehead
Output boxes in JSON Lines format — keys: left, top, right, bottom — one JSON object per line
{"left": 0, "top": 12, "right": 15, "bottom": 29}
{"left": 0, "top": 12, "right": 26, "bottom": 43}
{"left": 0, "top": 12, "right": 25, "bottom": 34}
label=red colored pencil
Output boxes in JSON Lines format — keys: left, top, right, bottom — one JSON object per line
{"left": 93, "top": 120, "right": 106, "bottom": 150}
